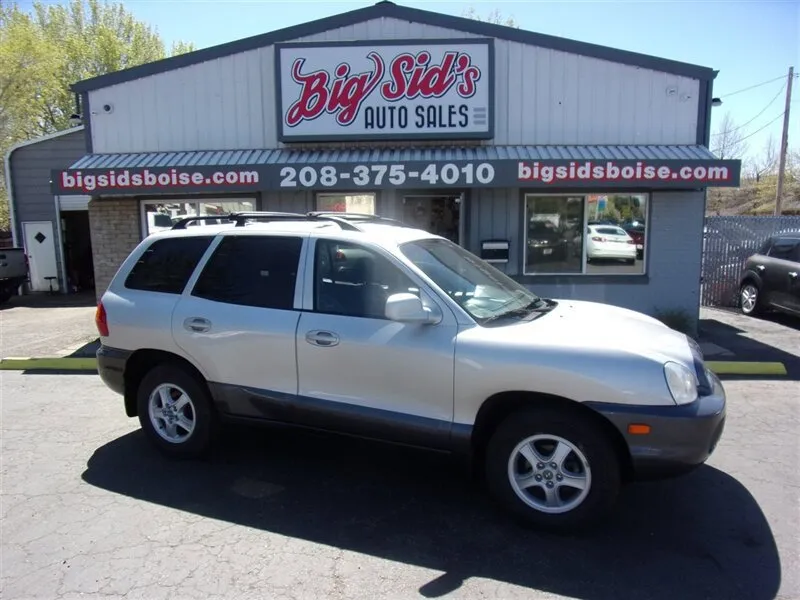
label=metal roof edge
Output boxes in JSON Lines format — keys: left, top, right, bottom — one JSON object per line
{"left": 69, "top": 1, "right": 716, "bottom": 94}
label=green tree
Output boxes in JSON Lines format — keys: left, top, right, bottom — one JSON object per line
{"left": 0, "top": 0, "right": 195, "bottom": 233}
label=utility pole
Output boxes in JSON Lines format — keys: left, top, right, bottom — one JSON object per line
{"left": 775, "top": 66, "right": 794, "bottom": 215}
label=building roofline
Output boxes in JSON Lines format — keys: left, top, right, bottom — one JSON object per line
{"left": 70, "top": 1, "right": 716, "bottom": 94}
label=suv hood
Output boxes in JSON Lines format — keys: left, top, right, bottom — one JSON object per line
{"left": 484, "top": 299, "right": 695, "bottom": 366}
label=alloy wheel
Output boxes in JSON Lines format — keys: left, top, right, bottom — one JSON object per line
{"left": 507, "top": 434, "right": 592, "bottom": 514}
{"left": 148, "top": 383, "right": 196, "bottom": 444}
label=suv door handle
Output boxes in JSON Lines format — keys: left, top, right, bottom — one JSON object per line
{"left": 790, "top": 272, "right": 798, "bottom": 279}
{"left": 184, "top": 317, "right": 212, "bottom": 333}
{"left": 305, "top": 330, "right": 340, "bottom": 347}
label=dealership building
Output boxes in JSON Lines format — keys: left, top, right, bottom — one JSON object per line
{"left": 10, "top": 1, "right": 741, "bottom": 324}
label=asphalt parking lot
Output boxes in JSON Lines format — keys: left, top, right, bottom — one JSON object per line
{"left": 1, "top": 369, "right": 798, "bottom": 600}
{"left": 0, "top": 293, "right": 97, "bottom": 358}
{"left": 2, "top": 299, "right": 799, "bottom": 599}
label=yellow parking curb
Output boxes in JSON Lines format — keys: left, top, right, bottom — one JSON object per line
{"left": 706, "top": 361, "right": 787, "bottom": 375}
{"left": 0, "top": 357, "right": 98, "bottom": 371}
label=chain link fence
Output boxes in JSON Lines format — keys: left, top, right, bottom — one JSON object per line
{"left": 701, "top": 215, "right": 800, "bottom": 307}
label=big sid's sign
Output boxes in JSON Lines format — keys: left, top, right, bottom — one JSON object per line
{"left": 275, "top": 39, "right": 494, "bottom": 142}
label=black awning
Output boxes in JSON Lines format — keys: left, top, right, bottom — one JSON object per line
{"left": 52, "top": 144, "right": 741, "bottom": 196}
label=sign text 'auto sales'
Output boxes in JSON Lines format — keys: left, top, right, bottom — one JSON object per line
{"left": 275, "top": 39, "right": 493, "bottom": 142}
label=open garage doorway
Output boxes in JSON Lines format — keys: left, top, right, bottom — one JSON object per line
{"left": 60, "top": 211, "right": 94, "bottom": 293}
{"left": 401, "top": 195, "right": 461, "bottom": 244}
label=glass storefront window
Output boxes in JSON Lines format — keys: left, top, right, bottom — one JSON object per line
{"left": 141, "top": 198, "right": 256, "bottom": 237}
{"left": 316, "top": 193, "right": 376, "bottom": 215}
{"left": 524, "top": 193, "right": 649, "bottom": 275}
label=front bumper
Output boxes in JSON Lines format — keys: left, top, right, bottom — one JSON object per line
{"left": 96, "top": 345, "right": 131, "bottom": 397}
{"left": 587, "top": 371, "right": 727, "bottom": 480}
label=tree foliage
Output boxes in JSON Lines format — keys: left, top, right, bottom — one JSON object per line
{"left": 461, "top": 6, "right": 518, "bottom": 28}
{"left": 0, "top": 0, "right": 195, "bottom": 233}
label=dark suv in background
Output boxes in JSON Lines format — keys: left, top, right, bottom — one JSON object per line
{"left": 739, "top": 233, "right": 800, "bottom": 318}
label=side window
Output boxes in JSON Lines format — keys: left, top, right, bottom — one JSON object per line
{"left": 125, "top": 236, "right": 213, "bottom": 294}
{"left": 192, "top": 235, "right": 303, "bottom": 310}
{"left": 314, "top": 239, "right": 419, "bottom": 319}
{"left": 757, "top": 238, "right": 773, "bottom": 255}
{"left": 768, "top": 239, "right": 797, "bottom": 261}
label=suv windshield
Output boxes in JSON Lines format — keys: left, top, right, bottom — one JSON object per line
{"left": 399, "top": 238, "right": 547, "bottom": 323}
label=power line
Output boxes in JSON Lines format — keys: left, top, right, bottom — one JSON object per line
{"left": 738, "top": 111, "right": 786, "bottom": 143}
{"left": 719, "top": 74, "right": 788, "bottom": 99}
{"left": 714, "top": 83, "right": 787, "bottom": 136}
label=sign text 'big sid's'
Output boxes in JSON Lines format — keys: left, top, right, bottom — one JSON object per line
{"left": 275, "top": 39, "right": 494, "bottom": 142}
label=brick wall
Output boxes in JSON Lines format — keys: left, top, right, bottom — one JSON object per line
{"left": 88, "top": 198, "right": 140, "bottom": 299}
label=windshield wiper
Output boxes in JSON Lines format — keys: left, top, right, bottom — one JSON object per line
{"left": 483, "top": 298, "right": 555, "bottom": 324}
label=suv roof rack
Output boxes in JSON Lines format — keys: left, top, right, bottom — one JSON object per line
{"left": 171, "top": 211, "right": 407, "bottom": 232}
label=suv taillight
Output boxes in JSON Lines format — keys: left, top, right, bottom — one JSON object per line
{"left": 95, "top": 301, "right": 109, "bottom": 337}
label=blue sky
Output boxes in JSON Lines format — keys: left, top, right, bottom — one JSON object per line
{"left": 30, "top": 0, "right": 800, "bottom": 163}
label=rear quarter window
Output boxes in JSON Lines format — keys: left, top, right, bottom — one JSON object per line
{"left": 124, "top": 236, "right": 214, "bottom": 294}
{"left": 768, "top": 239, "right": 799, "bottom": 261}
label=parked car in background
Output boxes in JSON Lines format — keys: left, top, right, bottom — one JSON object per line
{"left": 584, "top": 225, "right": 637, "bottom": 264}
{"left": 526, "top": 220, "right": 567, "bottom": 263}
{"left": 0, "top": 247, "right": 28, "bottom": 304}
{"left": 95, "top": 211, "right": 726, "bottom": 532}
{"left": 738, "top": 233, "right": 800, "bottom": 317}
{"left": 621, "top": 223, "right": 646, "bottom": 259}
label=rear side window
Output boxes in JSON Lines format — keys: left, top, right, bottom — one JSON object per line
{"left": 768, "top": 239, "right": 799, "bottom": 261}
{"left": 192, "top": 235, "right": 303, "bottom": 310}
{"left": 125, "top": 236, "right": 213, "bottom": 294}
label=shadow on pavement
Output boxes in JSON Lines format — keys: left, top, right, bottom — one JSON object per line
{"left": 0, "top": 291, "right": 96, "bottom": 310}
{"left": 65, "top": 338, "right": 100, "bottom": 358}
{"left": 82, "top": 425, "right": 781, "bottom": 600}
{"left": 699, "top": 313, "right": 800, "bottom": 381}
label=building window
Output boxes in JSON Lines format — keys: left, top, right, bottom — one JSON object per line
{"left": 524, "top": 193, "right": 649, "bottom": 275}
{"left": 316, "top": 193, "right": 376, "bottom": 215}
{"left": 140, "top": 198, "right": 256, "bottom": 237}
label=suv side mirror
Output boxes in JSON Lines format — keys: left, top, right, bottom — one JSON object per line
{"left": 385, "top": 293, "right": 440, "bottom": 324}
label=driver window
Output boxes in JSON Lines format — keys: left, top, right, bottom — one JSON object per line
{"left": 314, "top": 239, "right": 420, "bottom": 319}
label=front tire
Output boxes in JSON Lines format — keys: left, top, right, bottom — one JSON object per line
{"left": 136, "top": 364, "right": 216, "bottom": 458}
{"left": 485, "top": 407, "right": 621, "bottom": 532}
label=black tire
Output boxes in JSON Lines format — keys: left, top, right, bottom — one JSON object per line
{"left": 136, "top": 363, "right": 216, "bottom": 459}
{"left": 739, "top": 281, "right": 762, "bottom": 316}
{"left": 485, "top": 407, "right": 621, "bottom": 532}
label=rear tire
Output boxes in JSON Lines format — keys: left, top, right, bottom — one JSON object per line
{"left": 136, "top": 363, "right": 216, "bottom": 458}
{"left": 485, "top": 407, "right": 621, "bottom": 532}
{"left": 739, "top": 282, "right": 762, "bottom": 316}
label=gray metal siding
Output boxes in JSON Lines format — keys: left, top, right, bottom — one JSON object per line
{"left": 87, "top": 17, "right": 700, "bottom": 154}
{"left": 465, "top": 189, "right": 705, "bottom": 324}
{"left": 8, "top": 130, "right": 88, "bottom": 279}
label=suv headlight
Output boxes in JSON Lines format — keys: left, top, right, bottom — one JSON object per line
{"left": 663, "top": 361, "right": 698, "bottom": 405}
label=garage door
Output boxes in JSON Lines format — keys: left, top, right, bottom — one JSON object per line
{"left": 58, "top": 195, "right": 90, "bottom": 211}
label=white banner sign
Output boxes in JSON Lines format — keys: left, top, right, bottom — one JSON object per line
{"left": 275, "top": 39, "right": 493, "bottom": 142}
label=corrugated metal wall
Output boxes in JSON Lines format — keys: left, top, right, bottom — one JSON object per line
{"left": 87, "top": 17, "right": 700, "bottom": 153}
{"left": 8, "top": 129, "right": 88, "bottom": 282}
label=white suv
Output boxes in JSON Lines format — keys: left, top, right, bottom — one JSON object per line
{"left": 95, "top": 211, "right": 726, "bottom": 531}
